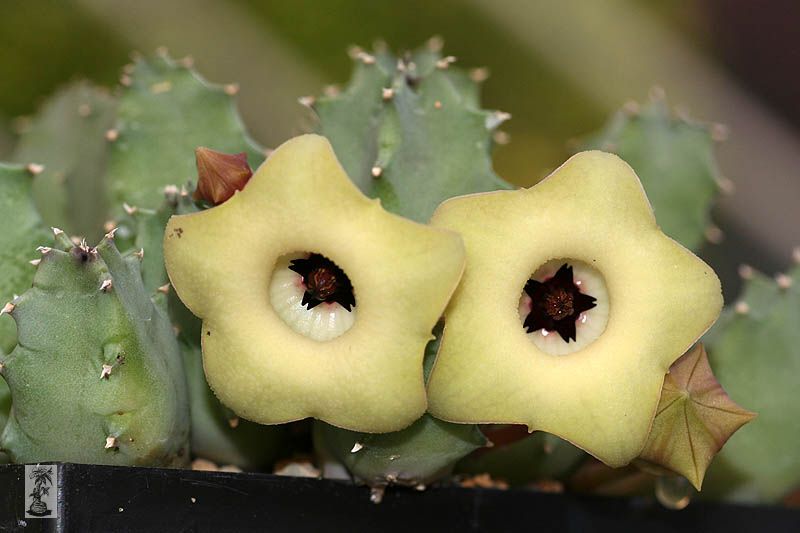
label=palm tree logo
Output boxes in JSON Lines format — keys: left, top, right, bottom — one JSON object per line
{"left": 27, "top": 465, "right": 53, "bottom": 517}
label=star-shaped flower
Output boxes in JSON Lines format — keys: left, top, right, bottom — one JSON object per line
{"left": 164, "top": 135, "right": 465, "bottom": 433}
{"left": 426, "top": 151, "right": 723, "bottom": 467}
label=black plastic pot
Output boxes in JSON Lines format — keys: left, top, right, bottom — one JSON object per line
{"left": 1, "top": 463, "right": 798, "bottom": 532}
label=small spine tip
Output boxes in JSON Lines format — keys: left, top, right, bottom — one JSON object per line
{"left": 298, "top": 96, "right": 316, "bottom": 109}
{"left": 469, "top": 67, "right": 490, "bottom": 82}
{"left": 738, "top": 264, "right": 754, "bottom": 280}
{"left": 435, "top": 55, "right": 457, "bottom": 69}
{"left": 26, "top": 163, "right": 45, "bottom": 175}
{"left": 704, "top": 225, "right": 724, "bottom": 244}
{"left": 104, "top": 227, "right": 119, "bottom": 240}
{"left": 775, "top": 273, "right": 793, "bottom": 290}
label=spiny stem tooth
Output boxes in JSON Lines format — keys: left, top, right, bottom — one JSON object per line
{"left": 493, "top": 130, "right": 511, "bottom": 145}
{"left": 704, "top": 225, "right": 724, "bottom": 244}
{"left": 29, "top": 259, "right": 41, "bottom": 267}
{"left": 734, "top": 301, "right": 750, "bottom": 315}
{"left": 356, "top": 51, "right": 376, "bottom": 65}
{"left": 711, "top": 123, "right": 730, "bottom": 142}
{"left": 105, "top": 129, "right": 119, "bottom": 142}
{"left": 179, "top": 55, "right": 194, "bottom": 68}
{"left": 738, "top": 264, "right": 754, "bottom": 280}
{"left": 123, "top": 203, "right": 138, "bottom": 216}
{"left": 435, "top": 55, "right": 457, "bottom": 69}
{"left": 775, "top": 273, "right": 793, "bottom": 290}
{"left": 469, "top": 67, "right": 490, "bottom": 82}
{"left": 350, "top": 442, "right": 364, "bottom": 453}
{"left": 119, "top": 74, "right": 133, "bottom": 87}
{"left": 100, "top": 364, "right": 113, "bottom": 379}
{"left": 716, "top": 176, "right": 735, "bottom": 195}
{"left": 371, "top": 165, "right": 383, "bottom": 178}
{"left": 434, "top": 100, "right": 442, "bottom": 109}
{"left": 52, "top": 227, "right": 64, "bottom": 237}
{"left": 163, "top": 184, "right": 180, "bottom": 199}
{"left": 157, "top": 283, "right": 170, "bottom": 294}
{"left": 381, "top": 87, "right": 394, "bottom": 101}
{"left": 228, "top": 417, "right": 240, "bottom": 429}
{"left": 105, "top": 436, "right": 118, "bottom": 449}
{"left": 323, "top": 85, "right": 340, "bottom": 97}
{"left": 26, "top": 163, "right": 44, "bottom": 175}
{"left": 104, "top": 227, "right": 119, "bottom": 240}
{"left": 223, "top": 83, "right": 240, "bottom": 96}
{"left": 298, "top": 96, "right": 316, "bottom": 109}
{"left": 134, "top": 248, "right": 145, "bottom": 260}
{"left": 99, "top": 279, "right": 114, "bottom": 292}
{"left": 0, "top": 302, "right": 15, "bottom": 316}
{"left": 36, "top": 246, "right": 52, "bottom": 254}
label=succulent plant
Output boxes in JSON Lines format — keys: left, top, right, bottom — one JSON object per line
{"left": 309, "top": 40, "right": 511, "bottom": 223}
{"left": 0, "top": 162, "right": 52, "bottom": 449}
{"left": 12, "top": 81, "right": 117, "bottom": 241}
{"left": 700, "top": 255, "right": 800, "bottom": 503}
{"left": 426, "top": 151, "right": 722, "bottom": 467}
{"left": 106, "top": 50, "right": 263, "bottom": 213}
{"left": 0, "top": 229, "right": 190, "bottom": 466}
{"left": 305, "top": 42, "right": 515, "bottom": 493}
{"left": 164, "top": 134, "right": 465, "bottom": 433}
{"left": 580, "top": 94, "right": 729, "bottom": 251}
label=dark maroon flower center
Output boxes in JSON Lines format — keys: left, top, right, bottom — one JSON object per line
{"left": 289, "top": 254, "right": 355, "bottom": 311}
{"left": 523, "top": 263, "right": 597, "bottom": 342}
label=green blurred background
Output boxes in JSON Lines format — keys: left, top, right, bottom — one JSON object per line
{"left": 1, "top": 0, "right": 798, "bottom": 292}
